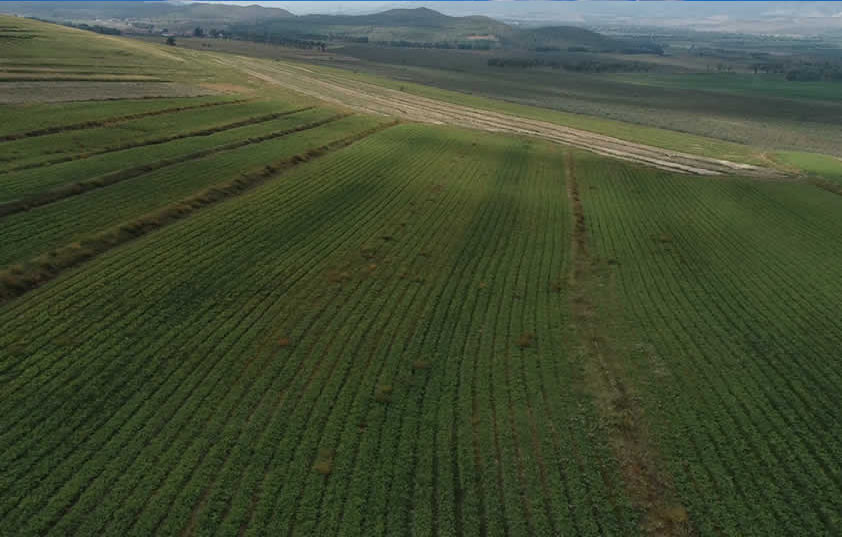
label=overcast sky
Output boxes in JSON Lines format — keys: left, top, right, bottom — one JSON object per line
{"left": 209, "top": 1, "right": 842, "bottom": 34}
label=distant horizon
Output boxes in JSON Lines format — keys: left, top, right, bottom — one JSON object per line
{"left": 192, "top": 1, "right": 842, "bottom": 35}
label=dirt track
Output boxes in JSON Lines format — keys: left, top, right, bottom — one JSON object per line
{"left": 220, "top": 56, "right": 784, "bottom": 178}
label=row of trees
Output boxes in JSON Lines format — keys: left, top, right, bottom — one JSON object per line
{"left": 752, "top": 60, "right": 842, "bottom": 82}
{"left": 192, "top": 27, "right": 224, "bottom": 38}
{"left": 487, "top": 57, "right": 652, "bottom": 73}
{"left": 374, "top": 39, "right": 495, "bottom": 50}
{"left": 784, "top": 65, "right": 842, "bottom": 82}
{"left": 58, "top": 21, "right": 121, "bottom": 35}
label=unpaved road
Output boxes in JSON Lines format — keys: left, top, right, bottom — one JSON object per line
{"left": 220, "top": 55, "right": 784, "bottom": 178}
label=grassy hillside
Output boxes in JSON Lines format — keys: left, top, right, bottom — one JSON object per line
{"left": 2, "top": 15, "right": 842, "bottom": 537}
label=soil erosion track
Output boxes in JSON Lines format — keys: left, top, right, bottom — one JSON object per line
{"left": 221, "top": 56, "right": 783, "bottom": 178}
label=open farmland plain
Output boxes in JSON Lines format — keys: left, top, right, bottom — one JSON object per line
{"left": 2, "top": 14, "right": 842, "bottom": 537}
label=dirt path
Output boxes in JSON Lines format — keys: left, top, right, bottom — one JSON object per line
{"left": 219, "top": 55, "right": 786, "bottom": 179}
{"left": 565, "top": 152, "right": 694, "bottom": 536}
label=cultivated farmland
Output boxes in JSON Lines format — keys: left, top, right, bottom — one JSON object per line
{"left": 2, "top": 13, "right": 842, "bottom": 537}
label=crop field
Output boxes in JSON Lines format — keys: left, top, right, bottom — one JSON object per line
{"left": 2, "top": 13, "right": 842, "bottom": 537}
{"left": 608, "top": 72, "right": 842, "bottom": 103}
{"left": 573, "top": 154, "right": 842, "bottom": 535}
{"left": 0, "top": 113, "right": 389, "bottom": 267}
{"left": 773, "top": 151, "right": 842, "bottom": 189}
{"left": 0, "top": 95, "right": 230, "bottom": 140}
{"left": 0, "top": 17, "right": 219, "bottom": 103}
{"left": 0, "top": 125, "right": 638, "bottom": 537}
{"left": 0, "top": 106, "right": 332, "bottom": 201}
{"left": 0, "top": 81, "right": 221, "bottom": 104}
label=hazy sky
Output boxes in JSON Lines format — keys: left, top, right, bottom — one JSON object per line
{"left": 211, "top": 1, "right": 842, "bottom": 34}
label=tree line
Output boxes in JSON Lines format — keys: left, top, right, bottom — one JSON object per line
{"left": 487, "top": 57, "right": 653, "bottom": 73}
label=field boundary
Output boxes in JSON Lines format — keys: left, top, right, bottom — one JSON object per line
{"left": 0, "top": 110, "right": 340, "bottom": 218}
{"left": 565, "top": 152, "right": 694, "bottom": 537}
{"left": 0, "top": 98, "right": 249, "bottom": 142}
{"left": 0, "top": 120, "right": 399, "bottom": 304}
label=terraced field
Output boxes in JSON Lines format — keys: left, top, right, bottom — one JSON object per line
{"left": 2, "top": 14, "right": 842, "bottom": 537}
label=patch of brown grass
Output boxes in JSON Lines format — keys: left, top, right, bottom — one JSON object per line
{"left": 374, "top": 384, "right": 393, "bottom": 403}
{"left": 312, "top": 448, "right": 335, "bottom": 475}
{"left": 516, "top": 332, "right": 535, "bottom": 349}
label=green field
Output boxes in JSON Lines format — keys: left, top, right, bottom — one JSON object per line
{"left": 253, "top": 44, "right": 842, "bottom": 159}
{"left": 2, "top": 14, "right": 842, "bottom": 537}
{"left": 609, "top": 72, "right": 842, "bottom": 102}
{"left": 0, "top": 95, "right": 229, "bottom": 139}
{"left": 773, "top": 151, "right": 842, "bottom": 186}
{"left": 574, "top": 154, "right": 842, "bottom": 535}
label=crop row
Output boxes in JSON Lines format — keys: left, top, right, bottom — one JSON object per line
{"left": 0, "top": 107, "right": 328, "bottom": 211}
{"left": 0, "top": 95, "right": 234, "bottom": 142}
{"left": 0, "top": 124, "right": 430, "bottom": 536}
{"left": 0, "top": 99, "right": 310, "bottom": 175}
{"left": 1, "top": 125, "right": 630, "bottom": 536}
{"left": 0, "top": 114, "right": 383, "bottom": 268}
{"left": 575, "top": 153, "right": 842, "bottom": 536}
{"left": 0, "top": 124, "right": 460, "bottom": 532}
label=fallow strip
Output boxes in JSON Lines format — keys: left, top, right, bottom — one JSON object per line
{"left": 0, "top": 111, "right": 337, "bottom": 218}
{"left": 0, "top": 120, "right": 399, "bottom": 305}
{"left": 0, "top": 106, "right": 314, "bottom": 176}
{"left": 0, "top": 97, "right": 250, "bottom": 142}
{"left": 565, "top": 152, "right": 694, "bottom": 537}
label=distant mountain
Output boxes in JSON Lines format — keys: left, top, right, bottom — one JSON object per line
{"left": 0, "top": 2, "right": 293, "bottom": 29}
{"left": 229, "top": 6, "right": 513, "bottom": 45}
{"left": 511, "top": 25, "right": 624, "bottom": 51}
{"left": 0, "top": 2, "right": 648, "bottom": 53}
{"left": 300, "top": 7, "right": 504, "bottom": 30}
